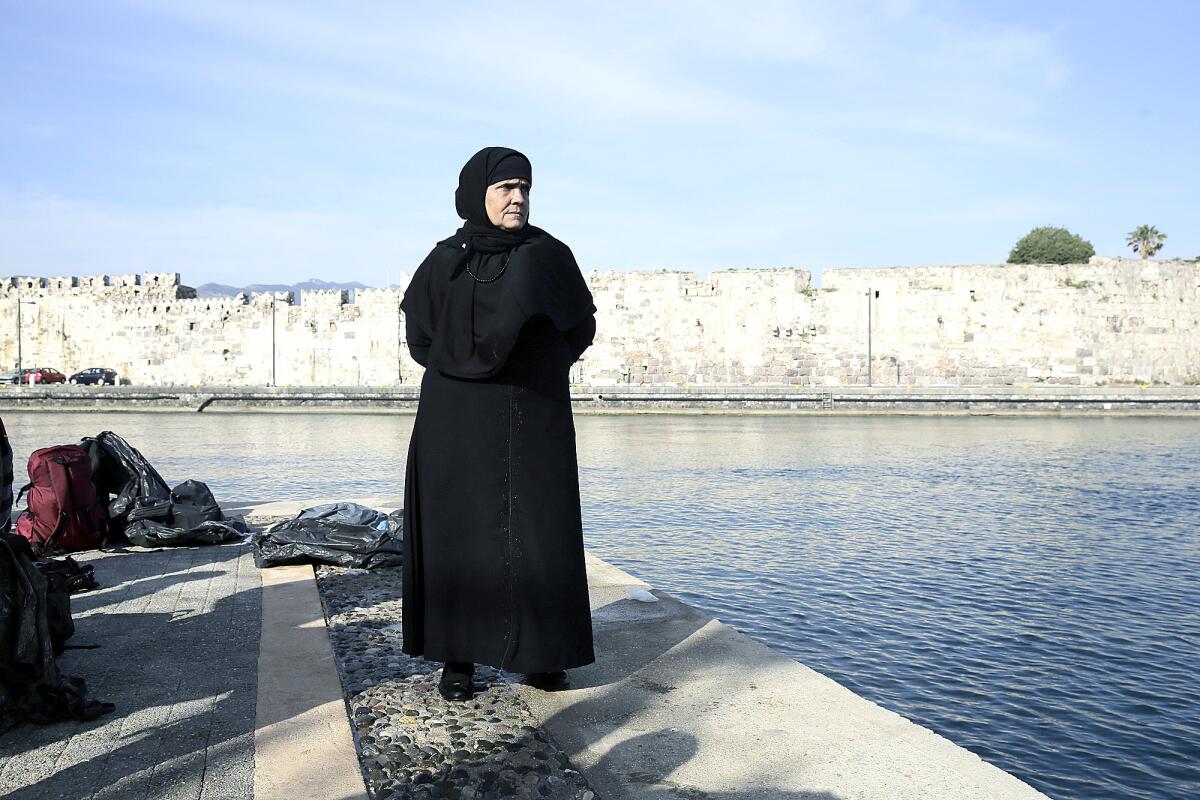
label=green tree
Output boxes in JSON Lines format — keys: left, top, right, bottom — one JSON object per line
{"left": 1007, "top": 226, "right": 1095, "bottom": 264}
{"left": 1126, "top": 225, "right": 1167, "bottom": 260}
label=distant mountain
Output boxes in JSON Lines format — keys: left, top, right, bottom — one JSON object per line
{"left": 195, "top": 282, "right": 244, "bottom": 297}
{"left": 195, "top": 278, "right": 371, "bottom": 298}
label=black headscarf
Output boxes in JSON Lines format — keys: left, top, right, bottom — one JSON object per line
{"left": 400, "top": 147, "right": 595, "bottom": 379}
{"left": 455, "top": 147, "right": 531, "bottom": 223}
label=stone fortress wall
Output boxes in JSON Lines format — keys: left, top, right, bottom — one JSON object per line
{"left": 1, "top": 258, "right": 1197, "bottom": 387}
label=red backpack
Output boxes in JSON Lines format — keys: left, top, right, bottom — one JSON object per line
{"left": 15, "top": 445, "right": 108, "bottom": 554}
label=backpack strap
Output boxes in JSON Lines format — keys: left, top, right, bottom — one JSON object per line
{"left": 39, "top": 458, "right": 74, "bottom": 556}
{"left": 39, "top": 512, "right": 70, "bottom": 557}
{"left": 15, "top": 481, "right": 31, "bottom": 508}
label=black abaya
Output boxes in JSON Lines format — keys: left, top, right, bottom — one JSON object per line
{"left": 400, "top": 225, "right": 597, "bottom": 673}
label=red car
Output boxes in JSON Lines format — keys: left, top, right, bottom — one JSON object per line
{"left": 19, "top": 368, "right": 66, "bottom": 384}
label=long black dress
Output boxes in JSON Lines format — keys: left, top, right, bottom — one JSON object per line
{"left": 400, "top": 231, "right": 597, "bottom": 673}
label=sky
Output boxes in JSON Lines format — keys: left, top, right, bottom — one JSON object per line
{"left": 2, "top": 1, "right": 1197, "bottom": 287}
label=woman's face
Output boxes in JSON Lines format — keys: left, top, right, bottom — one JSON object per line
{"left": 484, "top": 178, "right": 530, "bottom": 231}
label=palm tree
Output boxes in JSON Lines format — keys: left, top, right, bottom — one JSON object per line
{"left": 1126, "top": 225, "right": 1167, "bottom": 260}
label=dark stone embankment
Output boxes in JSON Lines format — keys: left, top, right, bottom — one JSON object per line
{"left": 4, "top": 384, "right": 1200, "bottom": 414}
{"left": 314, "top": 564, "right": 596, "bottom": 800}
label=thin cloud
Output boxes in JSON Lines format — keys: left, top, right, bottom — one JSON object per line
{"left": 0, "top": 191, "right": 416, "bottom": 285}
{"left": 98, "top": 1, "right": 1066, "bottom": 142}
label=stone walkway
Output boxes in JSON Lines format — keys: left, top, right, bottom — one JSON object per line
{"left": 314, "top": 565, "right": 596, "bottom": 800}
{"left": 0, "top": 543, "right": 260, "bottom": 800}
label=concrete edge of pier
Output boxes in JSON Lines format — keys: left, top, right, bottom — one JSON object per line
{"left": 3, "top": 382, "right": 1200, "bottom": 415}
{"left": 525, "top": 554, "right": 1051, "bottom": 800}
{"left": 254, "top": 562, "right": 369, "bottom": 800}
{"left": 235, "top": 496, "right": 1050, "bottom": 800}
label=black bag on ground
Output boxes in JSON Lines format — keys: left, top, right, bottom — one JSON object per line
{"left": 124, "top": 480, "right": 246, "bottom": 548}
{"left": 253, "top": 502, "right": 403, "bottom": 569}
{"left": 80, "top": 431, "right": 172, "bottom": 538}
{"left": 0, "top": 534, "right": 113, "bottom": 724}
{"left": 35, "top": 556, "right": 99, "bottom": 595}
{"left": 167, "top": 479, "right": 223, "bottom": 531}
{"left": 78, "top": 431, "right": 244, "bottom": 548}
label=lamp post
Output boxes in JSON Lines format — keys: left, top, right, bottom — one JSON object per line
{"left": 397, "top": 290, "right": 404, "bottom": 385}
{"left": 271, "top": 293, "right": 277, "bottom": 387}
{"left": 16, "top": 298, "right": 22, "bottom": 381}
{"left": 866, "top": 287, "right": 873, "bottom": 387}
{"left": 15, "top": 299, "right": 36, "bottom": 386}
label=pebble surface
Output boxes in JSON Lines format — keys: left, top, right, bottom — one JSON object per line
{"left": 314, "top": 564, "right": 598, "bottom": 800}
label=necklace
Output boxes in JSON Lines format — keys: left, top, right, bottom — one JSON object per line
{"left": 464, "top": 250, "right": 511, "bottom": 283}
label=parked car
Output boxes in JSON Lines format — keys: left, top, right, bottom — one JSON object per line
{"left": 0, "top": 368, "right": 65, "bottom": 385}
{"left": 33, "top": 368, "right": 66, "bottom": 384}
{"left": 69, "top": 367, "right": 119, "bottom": 386}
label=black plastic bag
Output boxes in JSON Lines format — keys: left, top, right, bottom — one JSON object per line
{"left": 76, "top": 434, "right": 244, "bottom": 548}
{"left": 169, "top": 479, "right": 223, "bottom": 531}
{"left": 80, "top": 431, "right": 171, "bottom": 529}
{"left": 253, "top": 502, "right": 403, "bottom": 569}
{"left": 124, "top": 481, "right": 246, "bottom": 547}
{"left": 125, "top": 518, "right": 247, "bottom": 548}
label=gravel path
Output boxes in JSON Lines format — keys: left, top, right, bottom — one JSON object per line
{"left": 314, "top": 565, "right": 597, "bottom": 800}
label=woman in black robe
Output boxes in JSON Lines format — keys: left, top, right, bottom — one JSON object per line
{"left": 400, "top": 147, "right": 597, "bottom": 701}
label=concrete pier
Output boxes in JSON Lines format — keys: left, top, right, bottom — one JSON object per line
{"left": 1, "top": 496, "right": 1051, "bottom": 798}
{"left": 241, "top": 497, "right": 1052, "bottom": 799}
{"left": 3, "top": 382, "right": 1200, "bottom": 414}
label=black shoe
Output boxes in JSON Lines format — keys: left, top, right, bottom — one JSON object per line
{"left": 438, "top": 661, "right": 474, "bottom": 701}
{"left": 525, "top": 670, "right": 569, "bottom": 691}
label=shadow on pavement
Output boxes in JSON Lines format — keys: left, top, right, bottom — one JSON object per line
{"left": 523, "top": 591, "right": 848, "bottom": 799}
{"left": 589, "top": 729, "right": 843, "bottom": 800}
{"left": 0, "top": 544, "right": 262, "bottom": 800}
